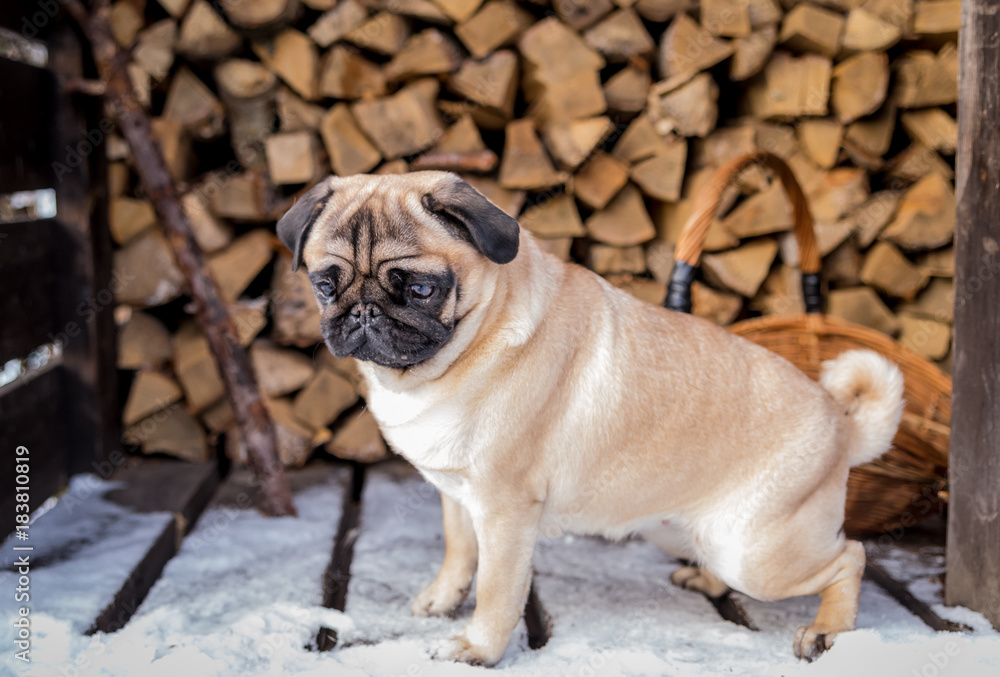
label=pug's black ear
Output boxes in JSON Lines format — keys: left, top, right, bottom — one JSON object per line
{"left": 276, "top": 179, "right": 335, "bottom": 272}
{"left": 422, "top": 178, "right": 520, "bottom": 264}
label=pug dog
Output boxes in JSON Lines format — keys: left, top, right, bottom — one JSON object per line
{"left": 277, "top": 170, "right": 903, "bottom": 666}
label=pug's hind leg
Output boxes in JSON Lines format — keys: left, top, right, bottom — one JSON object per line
{"left": 792, "top": 540, "right": 865, "bottom": 662}
{"left": 670, "top": 565, "right": 731, "bottom": 598}
{"left": 413, "top": 494, "right": 478, "bottom": 617}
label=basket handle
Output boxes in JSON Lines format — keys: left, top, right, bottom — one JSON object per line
{"left": 663, "top": 150, "right": 822, "bottom": 315}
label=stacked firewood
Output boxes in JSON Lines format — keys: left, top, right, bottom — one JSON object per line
{"left": 109, "top": 0, "right": 959, "bottom": 465}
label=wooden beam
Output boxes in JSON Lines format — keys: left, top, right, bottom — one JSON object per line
{"left": 946, "top": 0, "right": 1000, "bottom": 630}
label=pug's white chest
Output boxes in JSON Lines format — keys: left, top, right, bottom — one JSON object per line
{"left": 364, "top": 386, "right": 471, "bottom": 470}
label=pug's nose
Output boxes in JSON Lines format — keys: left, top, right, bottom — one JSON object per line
{"left": 350, "top": 302, "right": 382, "bottom": 326}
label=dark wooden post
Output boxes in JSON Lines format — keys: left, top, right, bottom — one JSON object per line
{"left": 946, "top": 0, "right": 1000, "bottom": 629}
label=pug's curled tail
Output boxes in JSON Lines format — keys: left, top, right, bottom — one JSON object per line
{"left": 820, "top": 350, "right": 905, "bottom": 467}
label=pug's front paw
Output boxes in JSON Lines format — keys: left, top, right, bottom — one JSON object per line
{"left": 430, "top": 632, "right": 503, "bottom": 667}
{"left": 412, "top": 579, "right": 470, "bottom": 617}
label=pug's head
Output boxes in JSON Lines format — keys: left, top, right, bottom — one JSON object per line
{"left": 276, "top": 172, "right": 520, "bottom": 369}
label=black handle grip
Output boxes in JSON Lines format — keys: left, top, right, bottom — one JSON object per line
{"left": 663, "top": 261, "right": 696, "bottom": 313}
{"left": 802, "top": 272, "right": 822, "bottom": 314}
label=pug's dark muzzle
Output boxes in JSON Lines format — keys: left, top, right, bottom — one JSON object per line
{"left": 324, "top": 300, "right": 454, "bottom": 369}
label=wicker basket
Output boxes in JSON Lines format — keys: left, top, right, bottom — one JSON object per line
{"left": 664, "top": 150, "right": 951, "bottom": 537}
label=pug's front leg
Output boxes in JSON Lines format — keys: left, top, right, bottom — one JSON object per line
{"left": 413, "top": 494, "right": 478, "bottom": 617}
{"left": 432, "top": 500, "right": 540, "bottom": 667}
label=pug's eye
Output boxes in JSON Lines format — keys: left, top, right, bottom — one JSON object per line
{"left": 408, "top": 283, "right": 434, "bottom": 299}
{"left": 315, "top": 279, "right": 335, "bottom": 299}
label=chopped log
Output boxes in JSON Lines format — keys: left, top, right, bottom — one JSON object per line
{"left": 114, "top": 230, "right": 186, "bottom": 307}
{"left": 585, "top": 184, "right": 657, "bottom": 246}
{"left": 731, "top": 24, "right": 778, "bottom": 81}
{"left": 586, "top": 244, "right": 646, "bottom": 274}
{"left": 658, "top": 13, "right": 734, "bottom": 79}
{"left": 860, "top": 241, "right": 929, "bottom": 300}
{"left": 308, "top": 0, "right": 369, "bottom": 48}
{"left": 173, "top": 321, "right": 225, "bottom": 412}
{"left": 118, "top": 311, "right": 173, "bottom": 370}
{"left": 604, "top": 61, "right": 652, "bottom": 113}
{"left": 157, "top": 0, "right": 192, "bottom": 18}
{"left": 202, "top": 398, "right": 235, "bottom": 434}
{"left": 692, "top": 281, "right": 743, "bottom": 324}
{"left": 807, "top": 167, "right": 869, "bottom": 222}
{"left": 110, "top": 0, "right": 144, "bottom": 48}
{"left": 747, "top": 0, "right": 784, "bottom": 26}
{"left": 583, "top": 8, "right": 656, "bottom": 61}
{"left": 215, "top": 59, "right": 278, "bottom": 170}
{"left": 128, "top": 61, "right": 152, "bottom": 109}
{"left": 344, "top": 12, "right": 411, "bottom": 55}
{"left": 67, "top": 0, "right": 295, "bottom": 515}
{"left": 653, "top": 167, "right": 739, "bottom": 250}
{"left": 886, "top": 144, "right": 954, "bottom": 183}
{"left": 542, "top": 116, "right": 615, "bottom": 170}
{"left": 848, "top": 190, "right": 902, "bottom": 247}
{"left": 455, "top": 0, "right": 535, "bottom": 58}
{"left": 272, "top": 252, "right": 324, "bottom": 347}
{"left": 447, "top": 50, "right": 519, "bottom": 121}
{"left": 385, "top": 28, "right": 463, "bottom": 81}
{"left": 230, "top": 297, "right": 269, "bottom": 346}
{"left": 645, "top": 239, "right": 675, "bottom": 283}
{"left": 535, "top": 236, "right": 574, "bottom": 260}
{"left": 917, "top": 246, "right": 954, "bottom": 277}
{"left": 519, "top": 17, "right": 607, "bottom": 123}
{"left": 630, "top": 139, "right": 687, "bottom": 201}
{"left": 751, "top": 264, "right": 805, "bottom": 316}
{"left": 411, "top": 150, "right": 498, "bottom": 172}
{"left": 351, "top": 79, "right": 445, "bottom": 159}
{"left": 911, "top": 0, "right": 960, "bottom": 36}
{"left": 843, "top": 101, "right": 896, "bottom": 165}
{"left": 499, "top": 118, "right": 570, "bottom": 190}
{"left": 691, "top": 124, "right": 757, "bottom": 170}
{"left": 123, "top": 371, "right": 184, "bottom": 426}
{"left": 133, "top": 19, "right": 176, "bottom": 81}
{"left": 899, "top": 277, "right": 954, "bottom": 324}
{"left": 293, "top": 369, "right": 359, "bottom": 429}
{"left": 110, "top": 197, "right": 157, "bottom": 245}
{"left": 648, "top": 73, "right": 719, "bottom": 138}
{"left": 796, "top": 118, "right": 843, "bottom": 168}
{"left": 744, "top": 51, "right": 831, "bottom": 119}
{"left": 360, "top": 0, "right": 450, "bottom": 23}
{"left": 606, "top": 274, "right": 666, "bottom": 304}
{"left": 880, "top": 172, "right": 955, "bottom": 251}
{"left": 635, "top": 0, "right": 692, "bottom": 22}
{"left": 252, "top": 29, "right": 319, "bottom": 101}
{"left": 176, "top": 0, "right": 242, "bottom": 60}
{"left": 220, "top": 0, "right": 300, "bottom": 37}
{"left": 823, "top": 241, "right": 863, "bottom": 286}
{"left": 302, "top": 0, "right": 335, "bottom": 8}
{"left": 520, "top": 194, "right": 586, "bottom": 238}
{"left": 721, "top": 180, "right": 793, "bottom": 238}
{"left": 827, "top": 286, "right": 901, "bottom": 335}
{"left": 276, "top": 86, "right": 325, "bottom": 132}
{"left": 702, "top": 0, "right": 752, "bottom": 37}
{"left": 900, "top": 108, "right": 958, "bottom": 154}
{"left": 573, "top": 152, "right": 630, "bottom": 209}
{"left": 317, "top": 351, "right": 364, "bottom": 389}
{"left": 327, "top": 410, "right": 387, "bottom": 462}
{"left": 183, "top": 192, "right": 234, "bottom": 254}
{"left": 432, "top": 0, "right": 485, "bottom": 22}
{"left": 109, "top": 162, "right": 129, "bottom": 198}
{"left": 830, "top": 51, "right": 889, "bottom": 123}
{"left": 320, "top": 103, "right": 383, "bottom": 176}
{"left": 702, "top": 239, "right": 779, "bottom": 297}
{"left": 553, "top": 0, "right": 614, "bottom": 30}
{"left": 209, "top": 171, "right": 282, "bottom": 222}
{"left": 318, "top": 46, "right": 387, "bottom": 100}
{"left": 612, "top": 114, "right": 671, "bottom": 162}
{"left": 151, "top": 117, "right": 193, "bottom": 182}
{"left": 898, "top": 315, "right": 951, "bottom": 360}
{"left": 432, "top": 115, "right": 487, "bottom": 154}
{"left": 126, "top": 403, "right": 210, "bottom": 463}
{"left": 265, "top": 132, "right": 320, "bottom": 185}
{"left": 162, "top": 67, "right": 225, "bottom": 139}
{"left": 860, "top": 0, "right": 913, "bottom": 30}
{"left": 778, "top": 3, "right": 844, "bottom": 58}
{"left": 249, "top": 340, "right": 315, "bottom": 398}
{"left": 463, "top": 175, "right": 526, "bottom": 217}
{"left": 842, "top": 8, "right": 902, "bottom": 52}
{"left": 207, "top": 229, "right": 276, "bottom": 303}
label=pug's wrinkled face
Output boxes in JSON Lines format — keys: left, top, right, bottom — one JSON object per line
{"left": 276, "top": 172, "right": 519, "bottom": 369}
